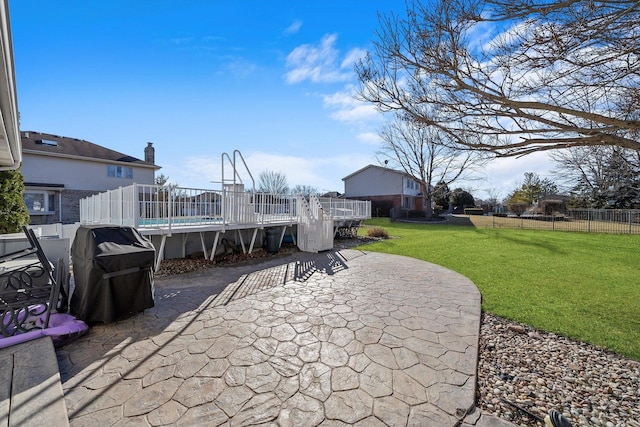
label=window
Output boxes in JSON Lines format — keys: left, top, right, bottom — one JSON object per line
{"left": 24, "top": 191, "right": 55, "bottom": 214}
{"left": 107, "top": 165, "right": 133, "bottom": 179}
{"left": 36, "top": 139, "right": 58, "bottom": 146}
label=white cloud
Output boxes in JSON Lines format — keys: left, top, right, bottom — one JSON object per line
{"left": 330, "top": 102, "right": 379, "bottom": 124}
{"left": 161, "top": 156, "right": 221, "bottom": 189}
{"left": 284, "top": 20, "right": 302, "bottom": 35}
{"left": 244, "top": 151, "right": 378, "bottom": 192}
{"left": 357, "top": 132, "right": 381, "bottom": 146}
{"left": 284, "top": 34, "right": 352, "bottom": 84}
{"left": 163, "top": 150, "right": 377, "bottom": 194}
{"left": 283, "top": 34, "right": 385, "bottom": 129}
{"left": 340, "top": 48, "right": 367, "bottom": 69}
{"left": 468, "top": 152, "right": 556, "bottom": 200}
{"left": 246, "top": 152, "right": 336, "bottom": 189}
{"left": 322, "top": 88, "right": 381, "bottom": 124}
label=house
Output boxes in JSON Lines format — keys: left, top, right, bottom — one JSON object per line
{"left": 20, "top": 131, "right": 160, "bottom": 225}
{"left": 342, "top": 164, "right": 423, "bottom": 217}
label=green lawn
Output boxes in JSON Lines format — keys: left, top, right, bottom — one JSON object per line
{"left": 357, "top": 218, "right": 640, "bottom": 360}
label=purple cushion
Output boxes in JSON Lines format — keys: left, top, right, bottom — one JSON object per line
{"left": 1, "top": 311, "right": 88, "bottom": 349}
{"left": 0, "top": 329, "right": 46, "bottom": 349}
{"left": 38, "top": 313, "right": 89, "bottom": 347}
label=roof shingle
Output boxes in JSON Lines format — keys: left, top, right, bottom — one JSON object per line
{"left": 21, "top": 131, "right": 156, "bottom": 167}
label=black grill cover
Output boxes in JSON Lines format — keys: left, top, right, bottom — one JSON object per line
{"left": 70, "top": 225, "right": 155, "bottom": 323}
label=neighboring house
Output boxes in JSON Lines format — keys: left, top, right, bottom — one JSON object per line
{"left": 342, "top": 164, "right": 423, "bottom": 217}
{"left": 20, "top": 131, "right": 160, "bottom": 225}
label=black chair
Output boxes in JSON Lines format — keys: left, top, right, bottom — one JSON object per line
{"left": 0, "top": 227, "right": 62, "bottom": 337}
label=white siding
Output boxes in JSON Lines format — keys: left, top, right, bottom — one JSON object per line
{"left": 402, "top": 176, "right": 421, "bottom": 197}
{"left": 21, "top": 154, "right": 155, "bottom": 191}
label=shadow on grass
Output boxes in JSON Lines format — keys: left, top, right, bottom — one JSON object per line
{"left": 473, "top": 228, "right": 567, "bottom": 254}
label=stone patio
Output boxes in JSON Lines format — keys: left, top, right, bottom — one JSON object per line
{"left": 56, "top": 249, "right": 514, "bottom": 426}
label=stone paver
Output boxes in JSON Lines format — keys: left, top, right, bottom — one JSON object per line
{"left": 56, "top": 249, "right": 514, "bottom": 426}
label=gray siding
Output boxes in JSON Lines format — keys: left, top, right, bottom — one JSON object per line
{"left": 344, "top": 166, "right": 421, "bottom": 198}
{"left": 22, "top": 152, "right": 156, "bottom": 224}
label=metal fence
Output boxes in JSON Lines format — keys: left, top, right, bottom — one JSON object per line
{"left": 462, "top": 209, "right": 640, "bottom": 235}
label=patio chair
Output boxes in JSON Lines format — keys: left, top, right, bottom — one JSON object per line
{"left": 0, "top": 227, "right": 85, "bottom": 348}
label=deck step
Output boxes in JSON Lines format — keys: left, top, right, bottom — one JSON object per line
{"left": 0, "top": 336, "right": 69, "bottom": 427}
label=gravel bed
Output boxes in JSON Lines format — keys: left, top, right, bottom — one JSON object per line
{"left": 155, "top": 237, "right": 377, "bottom": 277}
{"left": 478, "top": 313, "right": 640, "bottom": 426}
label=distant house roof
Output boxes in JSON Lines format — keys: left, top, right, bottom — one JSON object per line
{"left": 342, "top": 164, "right": 413, "bottom": 181}
{"left": 21, "top": 131, "right": 159, "bottom": 169}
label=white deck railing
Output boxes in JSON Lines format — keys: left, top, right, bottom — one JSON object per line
{"left": 318, "top": 197, "right": 371, "bottom": 220}
{"left": 80, "top": 184, "right": 370, "bottom": 233}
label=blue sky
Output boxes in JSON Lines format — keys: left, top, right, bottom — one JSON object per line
{"left": 9, "top": 1, "right": 553, "bottom": 199}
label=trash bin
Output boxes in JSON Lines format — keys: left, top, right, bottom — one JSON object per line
{"left": 265, "top": 227, "right": 281, "bottom": 253}
{"left": 70, "top": 225, "right": 155, "bottom": 323}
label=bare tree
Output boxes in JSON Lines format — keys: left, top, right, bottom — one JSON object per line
{"left": 551, "top": 147, "right": 609, "bottom": 207}
{"left": 482, "top": 187, "right": 502, "bottom": 213}
{"left": 257, "top": 170, "right": 289, "bottom": 194}
{"left": 378, "top": 115, "right": 487, "bottom": 217}
{"left": 291, "top": 184, "right": 319, "bottom": 197}
{"left": 552, "top": 146, "right": 640, "bottom": 208}
{"left": 356, "top": 0, "right": 640, "bottom": 158}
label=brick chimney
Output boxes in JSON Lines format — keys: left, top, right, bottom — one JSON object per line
{"left": 144, "top": 142, "right": 155, "bottom": 164}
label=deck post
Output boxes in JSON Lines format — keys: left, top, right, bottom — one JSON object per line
{"left": 289, "top": 226, "right": 297, "bottom": 246}
{"left": 199, "top": 232, "right": 208, "bottom": 259}
{"left": 209, "top": 231, "right": 221, "bottom": 261}
{"left": 248, "top": 228, "right": 258, "bottom": 254}
{"left": 180, "top": 234, "right": 188, "bottom": 258}
{"left": 155, "top": 234, "right": 168, "bottom": 272}
{"left": 221, "top": 188, "right": 227, "bottom": 228}
{"left": 237, "top": 229, "right": 246, "bottom": 254}
{"left": 168, "top": 186, "right": 173, "bottom": 236}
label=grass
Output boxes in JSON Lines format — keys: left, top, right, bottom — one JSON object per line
{"left": 357, "top": 218, "right": 640, "bottom": 360}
